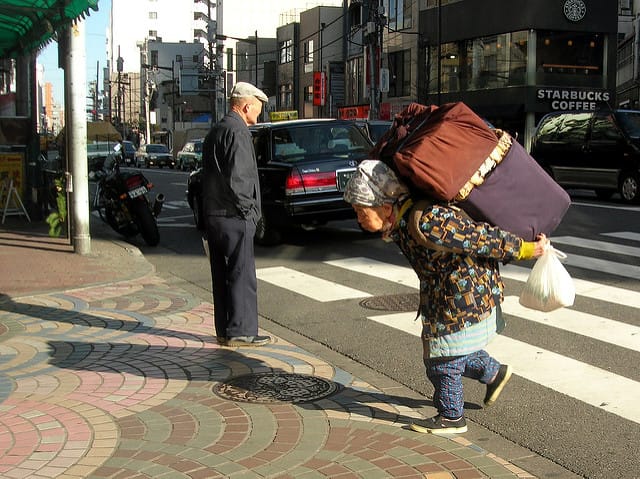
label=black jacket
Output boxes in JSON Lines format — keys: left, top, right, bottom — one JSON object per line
{"left": 202, "top": 111, "right": 261, "bottom": 224}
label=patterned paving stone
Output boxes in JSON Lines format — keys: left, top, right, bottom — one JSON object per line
{"left": 0, "top": 275, "right": 533, "bottom": 478}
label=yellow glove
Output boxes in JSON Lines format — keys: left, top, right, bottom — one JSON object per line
{"left": 517, "top": 241, "right": 536, "bottom": 260}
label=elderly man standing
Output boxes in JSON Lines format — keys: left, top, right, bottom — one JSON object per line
{"left": 202, "top": 82, "right": 271, "bottom": 347}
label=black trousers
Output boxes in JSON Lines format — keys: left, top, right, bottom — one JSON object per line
{"left": 205, "top": 215, "right": 258, "bottom": 338}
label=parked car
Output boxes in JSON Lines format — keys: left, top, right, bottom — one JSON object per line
{"left": 356, "top": 120, "right": 393, "bottom": 144}
{"left": 530, "top": 109, "right": 640, "bottom": 203}
{"left": 176, "top": 138, "right": 204, "bottom": 171}
{"left": 135, "top": 143, "right": 175, "bottom": 169}
{"left": 187, "top": 119, "right": 373, "bottom": 245}
{"left": 121, "top": 140, "right": 137, "bottom": 165}
{"left": 87, "top": 141, "right": 121, "bottom": 171}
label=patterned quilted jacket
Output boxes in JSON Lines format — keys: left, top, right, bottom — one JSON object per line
{"left": 390, "top": 199, "right": 525, "bottom": 339}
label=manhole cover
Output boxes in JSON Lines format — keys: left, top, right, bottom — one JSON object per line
{"left": 360, "top": 293, "right": 419, "bottom": 312}
{"left": 213, "top": 373, "right": 339, "bottom": 404}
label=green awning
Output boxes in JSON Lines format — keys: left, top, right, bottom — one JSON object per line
{"left": 0, "top": 0, "right": 99, "bottom": 58}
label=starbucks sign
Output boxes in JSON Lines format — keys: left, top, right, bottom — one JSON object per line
{"left": 563, "top": 0, "right": 586, "bottom": 22}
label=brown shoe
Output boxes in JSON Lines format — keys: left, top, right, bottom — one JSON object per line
{"left": 216, "top": 337, "right": 227, "bottom": 345}
{"left": 226, "top": 335, "right": 271, "bottom": 347}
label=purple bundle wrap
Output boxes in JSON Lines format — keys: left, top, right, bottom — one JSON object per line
{"left": 458, "top": 140, "right": 571, "bottom": 241}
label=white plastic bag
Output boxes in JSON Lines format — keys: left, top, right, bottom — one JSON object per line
{"left": 519, "top": 246, "right": 575, "bottom": 312}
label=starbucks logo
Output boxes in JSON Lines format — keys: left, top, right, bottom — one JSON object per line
{"left": 563, "top": 0, "right": 586, "bottom": 22}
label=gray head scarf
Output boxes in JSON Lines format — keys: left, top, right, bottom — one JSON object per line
{"left": 343, "top": 159, "right": 409, "bottom": 207}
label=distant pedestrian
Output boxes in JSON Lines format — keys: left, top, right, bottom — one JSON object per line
{"left": 202, "top": 82, "right": 271, "bottom": 347}
{"left": 343, "top": 159, "right": 549, "bottom": 434}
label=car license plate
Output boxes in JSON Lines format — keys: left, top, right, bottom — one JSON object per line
{"left": 128, "top": 185, "right": 147, "bottom": 198}
{"left": 337, "top": 169, "right": 356, "bottom": 191}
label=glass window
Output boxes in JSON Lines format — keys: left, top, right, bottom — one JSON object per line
{"left": 388, "top": 49, "right": 411, "bottom": 97}
{"left": 591, "top": 113, "right": 622, "bottom": 142}
{"left": 385, "top": 0, "right": 412, "bottom": 30}
{"left": 305, "top": 40, "right": 314, "bottom": 64}
{"left": 304, "top": 85, "right": 313, "bottom": 103}
{"left": 426, "top": 31, "right": 528, "bottom": 94}
{"left": 536, "top": 31, "right": 604, "bottom": 87}
{"left": 557, "top": 113, "right": 590, "bottom": 144}
{"left": 615, "top": 111, "right": 640, "bottom": 139}
{"left": 279, "top": 39, "right": 293, "bottom": 64}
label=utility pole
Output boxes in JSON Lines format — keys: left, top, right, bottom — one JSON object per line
{"left": 255, "top": 30, "right": 258, "bottom": 87}
{"left": 207, "top": 0, "right": 216, "bottom": 122}
{"left": 365, "top": 0, "right": 384, "bottom": 120}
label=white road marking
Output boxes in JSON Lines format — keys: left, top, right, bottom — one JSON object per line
{"left": 551, "top": 236, "right": 640, "bottom": 258}
{"left": 501, "top": 296, "right": 640, "bottom": 353}
{"left": 257, "top": 266, "right": 371, "bottom": 302}
{"left": 327, "top": 257, "right": 640, "bottom": 308}
{"left": 602, "top": 232, "right": 640, "bottom": 242}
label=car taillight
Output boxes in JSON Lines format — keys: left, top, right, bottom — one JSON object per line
{"left": 286, "top": 171, "right": 337, "bottom": 195}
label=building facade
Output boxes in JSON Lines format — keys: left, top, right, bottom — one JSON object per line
{"left": 616, "top": 0, "right": 639, "bottom": 108}
{"left": 417, "top": 0, "right": 618, "bottom": 148}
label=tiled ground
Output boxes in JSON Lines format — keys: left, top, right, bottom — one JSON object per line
{"left": 0, "top": 274, "right": 534, "bottom": 478}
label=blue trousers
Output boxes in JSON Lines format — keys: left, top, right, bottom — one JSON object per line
{"left": 205, "top": 215, "right": 258, "bottom": 339}
{"left": 424, "top": 350, "right": 500, "bottom": 419}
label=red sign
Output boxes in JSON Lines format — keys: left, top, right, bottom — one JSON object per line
{"left": 338, "top": 105, "right": 370, "bottom": 120}
{"left": 313, "top": 71, "right": 326, "bottom": 107}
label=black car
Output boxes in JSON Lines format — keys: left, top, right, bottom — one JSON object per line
{"left": 135, "top": 143, "right": 175, "bottom": 169}
{"left": 530, "top": 109, "right": 640, "bottom": 203}
{"left": 121, "top": 140, "right": 137, "bottom": 165}
{"left": 187, "top": 119, "right": 373, "bottom": 245}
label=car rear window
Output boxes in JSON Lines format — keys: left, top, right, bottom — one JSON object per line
{"left": 147, "top": 144, "right": 169, "bottom": 153}
{"left": 272, "top": 124, "right": 370, "bottom": 162}
{"left": 615, "top": 111, "right": 640, "bottom": 139}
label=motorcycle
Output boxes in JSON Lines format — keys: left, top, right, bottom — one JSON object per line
{"left": 91, "top": 160, "right": 164, "bottom": 246}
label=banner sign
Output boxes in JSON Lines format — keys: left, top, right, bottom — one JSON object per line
{"left": 313, "top": 71, "right": 326, "bottom": 107}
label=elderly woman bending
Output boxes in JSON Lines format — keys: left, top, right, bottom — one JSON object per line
{"left": 343, "top": 159, "right": 548, "bottom": 435}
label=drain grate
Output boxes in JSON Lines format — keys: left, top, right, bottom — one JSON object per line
{"left": 213, "top": 373, "right": 339, "bottom": 404}
{"left": 360, "top": 293, "right": 419, "bottom": 312}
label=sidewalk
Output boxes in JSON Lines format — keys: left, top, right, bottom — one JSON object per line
{"left": 0, "top": 218, "right": 574, "bottom": 479}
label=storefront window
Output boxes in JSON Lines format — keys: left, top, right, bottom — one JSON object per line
{"left": 536, "top": 31, "right": 604, "bottom": 87}
{"left": 426, "top": 31, "right": 528, "bottom": 94}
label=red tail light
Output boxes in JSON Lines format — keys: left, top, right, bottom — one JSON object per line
{"left": 125, "top": 176, "right": 143, "bottom": 189}
{"left": 286, "top": 171, "right": 337, "bottom": 195}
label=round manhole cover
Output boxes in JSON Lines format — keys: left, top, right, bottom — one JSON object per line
{"left": 360, "top": 293, "right": 419, "bottom": 312}
{"left": 213, "top": 373, "right": 339, "bottom": 404}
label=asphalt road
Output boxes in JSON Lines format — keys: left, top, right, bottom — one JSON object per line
{"left": 123, "top": 167, "right": 640, "bottom": 479}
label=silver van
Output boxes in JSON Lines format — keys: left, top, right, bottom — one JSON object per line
{"left": 530, "top": 109, "right": 640, "bottom": 203}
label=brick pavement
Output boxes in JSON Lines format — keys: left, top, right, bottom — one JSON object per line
{"left": 0, "top": 218, "right": 556, "bottom": 478}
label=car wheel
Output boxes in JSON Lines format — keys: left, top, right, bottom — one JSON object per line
{"left": 255, "top": 214, "right": 281, "bottom": 246}
{"left": 619, "top": 171, "right": 640, "bottom": 203}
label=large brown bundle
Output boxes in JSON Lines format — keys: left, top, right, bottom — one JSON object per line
{"left": 371, "top": 102, "right": 498, "bottom": 201}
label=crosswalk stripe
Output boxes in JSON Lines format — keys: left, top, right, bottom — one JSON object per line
{"left": 257, "top": 266, "right": 371, "bottom": 302}
{"left": 602, "top": 231, "right": 640, "bottom": 242}
{"left": 552, "top": 252, "right": 640, "bottom": 280}
{"left": 328, "top": 257, "right": 640, "bottom": 308}
{"left": 321, "top": 260, "right": 640, "bottom": 351}
{"left": 325, "top": 257, "right": 419, "bottom": 288}
{"left": 501, "top": 296, "right": 640, "bottom": 353}
{"left": 366, "top": 312, "right": 640, "bottom": 424}
{"left": 552, "top": 236, "right": 640, "bottom": 258}
{"left": 501, "top": 264, "right": 640, "bottom": 309}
